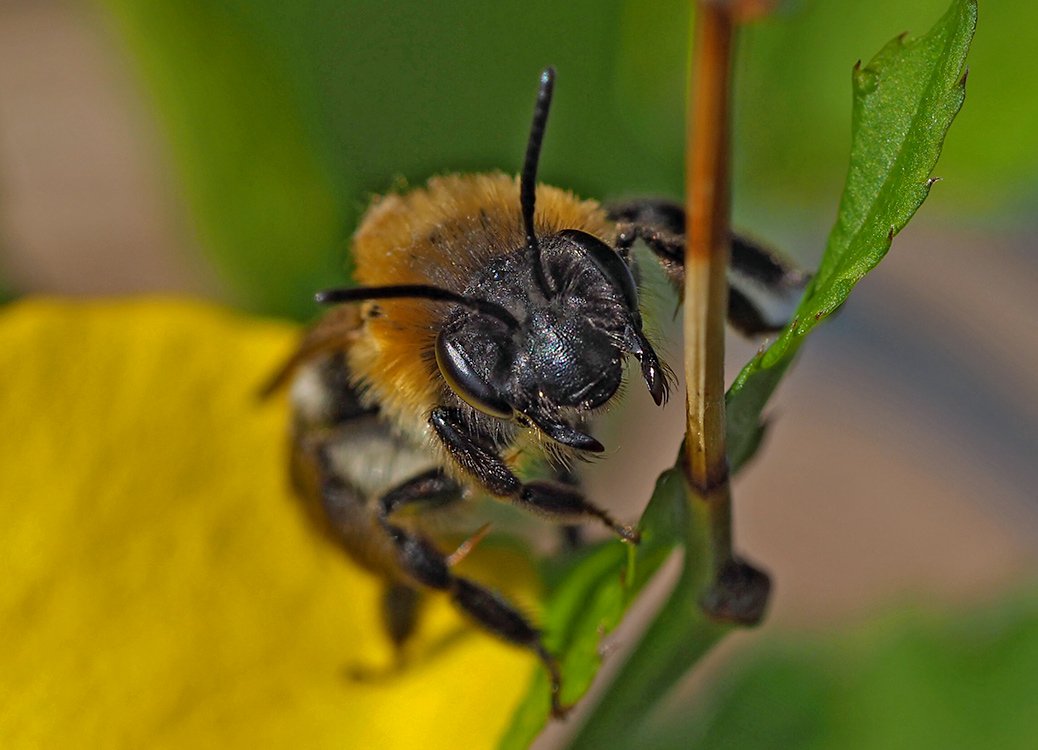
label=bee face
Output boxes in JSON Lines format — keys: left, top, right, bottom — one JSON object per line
{"left": 435, "top": 229, "right": 638, "bottom": 451}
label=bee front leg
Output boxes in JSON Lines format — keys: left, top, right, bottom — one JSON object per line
{"left": 429, "top": 407, "right": 639, "bottom": 543}
{"left": 554, "top": 468, "right": 584, "bottom": 550}
{"left": 606, "top": 198, "right": 808, "bottom": 335}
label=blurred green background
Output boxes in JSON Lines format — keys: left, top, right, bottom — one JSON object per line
{"left": 1, "top": 1, "right": 1035, "bottom": 748}
{"left": 9, "top": 0, "right": 1029, "bottom": 319}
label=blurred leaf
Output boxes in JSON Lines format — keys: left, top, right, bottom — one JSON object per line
{"left": 650, "top": 590, "right": 1038, "bottom": 750}
{"left": 245, "top": 1, "right": 671, "bottom": 204}
{"left": 499, "top": 470, "right": 730, "bottom": 749}
{"left": 727, "top": 0, "right": 976, "bottom": 470}
{"left": 97, "top": 0, "right": 347, "bottom": 320}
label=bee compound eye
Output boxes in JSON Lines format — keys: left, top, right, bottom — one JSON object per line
{"left": 435, "top": 332, "right": 512, "bottom": 419}
{"left": 557, "top": 229, "right": 640, "bottom": 316}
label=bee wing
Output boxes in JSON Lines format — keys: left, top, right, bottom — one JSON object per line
{"left": 259, "top": 304, "right": 364, "bottom": 398}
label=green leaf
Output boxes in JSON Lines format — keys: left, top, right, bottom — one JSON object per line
{"left": 565, "top": 475, "right": 731, "bottom": 750}
{"left": 498, "top": 470, "right": 722, "bottom": 749}
{"left": 727, "top": 0, "right": 976, "bottom": 470}
{"left": 500, "top": 468, "right": 750, "bottom": 749}
{"left": 615, "top": 0, "right": 1036, "bottom": 227}
{"left": 733, "top": 0, "right": 1036, "bottom": 222}
{"left": 97, "top": 0, "right": 347, "bottom": 320}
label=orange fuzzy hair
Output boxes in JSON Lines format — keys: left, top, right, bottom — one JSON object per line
{"left": 346, "top": 172, "right": 616, "bottom": 440}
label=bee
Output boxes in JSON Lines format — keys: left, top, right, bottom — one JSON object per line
{"left": 266, "top": 67, "right": 804, "bottom": 717}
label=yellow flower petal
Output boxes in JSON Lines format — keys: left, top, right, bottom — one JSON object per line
{"left": 0, "top": 299, "right": 536, "bottom": 748}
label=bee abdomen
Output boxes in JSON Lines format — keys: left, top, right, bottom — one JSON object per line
{"left": 290, "top": 353, "right": 441, "bottom": 577}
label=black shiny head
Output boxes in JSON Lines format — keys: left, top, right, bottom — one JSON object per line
{"left": 434, "top": 225, "right": 668, "bottom": 454}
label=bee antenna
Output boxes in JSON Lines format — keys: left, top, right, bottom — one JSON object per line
{"left": 315, "top": 284, "right": 520, "bottom": 330}
{"left": 521, "top": 66, "right": 555, "bottom": 298}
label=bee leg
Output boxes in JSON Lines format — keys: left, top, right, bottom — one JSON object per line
{"left": 377, "top": 507, "right": 570, "bottom": 718}
{"left": 555, "top": 468, "right": 584, "bottom": 550}
{"left": 380, "top": 468, "right": 463, "bottom": 518}
{"left": 374, "top": 469, "right": 461, "bottom": 655}
{"left": 608, "top": 198, "right": 685, "bottom": 281}
{"left": 429, "top": 407, "right": 639, "bottom": 543}
{"left": 606, "top": 198, "right": 808, "bottom": 335}
{"left": 382, "top": 583, "right": 422, "bottom": 654}
{"left": 515, "top": 480, "right": 640, "bottom": 543}
{"left": 450, "top": 577, "right": 570, "bottom": 719}
{"left": 313, "top": 455, "right": 460, "bottom": 657}
{"left": 373, "top": 470, "right": 465, "bottom": 594}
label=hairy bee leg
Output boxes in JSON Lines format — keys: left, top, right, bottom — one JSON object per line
{"left": 606, "top": 198, "right": 808, "bottom": 335}
{"left": 429, "top": 407, "right": 639, "bottom": 543}
{"left": 378, "top": 514, "right": 569, "bottom": 717}
{"left": 518, "top": 481, "right": 640, "bottom": 543}
{"left": 379, "top": 468, "right": 464, "bottom": 518}
{"left": 607, "top": 199, "right": 684, "bottom": 282}
{"left": 311, "top": 454, "right": 458, "bottom": 653}
{"left": 428, "top": 408, "right": 521, "bottom": 494}
{"left": 371, "top": 469, "right": 463, "bottom": 650}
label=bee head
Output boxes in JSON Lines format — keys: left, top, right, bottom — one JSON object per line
{"left": 433, "top": 224, "right": 668, "bottom": 454}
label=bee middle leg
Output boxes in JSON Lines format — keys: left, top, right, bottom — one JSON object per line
{"left": 376, "top": 469, "right": 469, "bottom": 650}
{"left": 374, "top": 474, "right": 570, "bottom": 718}
{"left": 315, "top": 456, "right": 463, "bottom": 659}
{"left": 429, "top": 407, "right": 639, "bottom": 543}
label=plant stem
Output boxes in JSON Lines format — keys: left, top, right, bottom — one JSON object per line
{"left": 683, "top": 0, "right": 770, "bottom": 624}
{"left": 684, "top": 1, "right": 734, "bottom": 523}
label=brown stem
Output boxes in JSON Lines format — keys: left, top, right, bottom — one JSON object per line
{"left": 683, "top": 2, "right": 734, "bottom": 502}
{"left": 683, "top": 0, "right": 771, "bottom": 627}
